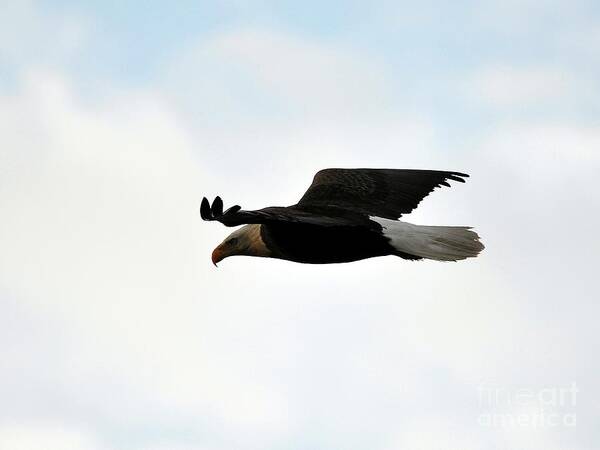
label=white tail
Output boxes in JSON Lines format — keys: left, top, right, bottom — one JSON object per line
{"left": 371, "top": 217, "right": 484, "bottom": 261}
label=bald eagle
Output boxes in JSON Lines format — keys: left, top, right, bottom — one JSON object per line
{"left": 201, "top": 168, "right": 484, "bottom": 265}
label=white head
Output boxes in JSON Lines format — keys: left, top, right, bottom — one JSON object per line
{"left": 211, "top": 224, "right": 270, "bottom": 265}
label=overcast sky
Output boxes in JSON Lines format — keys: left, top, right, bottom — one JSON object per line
{"left": 1, "top": 1, "right": 599, "bottom": 449}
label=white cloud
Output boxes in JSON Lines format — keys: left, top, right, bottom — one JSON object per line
{"left": 481, "top": 122, "right": 600, "bottom": 175}
{"left": 211, "top": 29, "right": 389, "bottom": 113}
{"left": 165, "top": 28, "right": 392, "bottom": 120}
{"left": 385, "top": 418, "right": 485, "bottom": 450}
{"left": 0, "top": 423, "right": 103, "bottom": 450}
{"left": 468, "top": 65, "right": 582, "bottom": 108}
{"left": 0, "top": 70, "right": 292, "bottom": 439}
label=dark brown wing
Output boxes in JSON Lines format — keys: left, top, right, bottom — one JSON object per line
{"left": 297, "top": 168, "right": 469, "bottom": 219}
{"left": 200, "top": 196, "right": 360, "bottom": 227}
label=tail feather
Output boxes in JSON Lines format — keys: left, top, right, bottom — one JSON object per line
{"left": 372, "top": 217, "right": 484, "bottom": 261}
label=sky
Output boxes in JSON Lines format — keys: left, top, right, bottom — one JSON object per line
{"left": 1, "top": 1, "right": 599, "bottom": 449}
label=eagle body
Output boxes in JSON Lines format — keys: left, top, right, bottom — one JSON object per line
{"left": 260, "top": 221, "right": 394, "bottom": 264}
{"left": 201, "top": 168, "right": 484, "bottom": 265}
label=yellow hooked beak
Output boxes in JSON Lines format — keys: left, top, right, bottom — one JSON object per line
{"left": 211, "top": 245, "right": 226, "bottom": 266}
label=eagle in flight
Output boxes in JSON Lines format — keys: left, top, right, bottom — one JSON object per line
{"left": 201, "top": 168, "right": 484, "bottom": 265}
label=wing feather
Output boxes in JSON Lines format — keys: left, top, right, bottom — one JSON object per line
{"left": 200, "top": 197, "right": 357, "bottom": 227}
{"left": 297, "top": 168, "right": 469, "bottom": 219}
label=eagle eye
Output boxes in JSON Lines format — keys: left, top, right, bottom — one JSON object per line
{"left": 227, "top": 237, "right": 238, "bottom": 246}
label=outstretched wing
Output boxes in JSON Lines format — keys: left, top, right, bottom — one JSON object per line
{"left": 297, "top": 168, "right": 469, "bottom": 219}
{"left": 200, "top": 196, "right": 358, "bottom": 228}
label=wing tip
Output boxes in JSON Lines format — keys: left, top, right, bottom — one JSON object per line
{"left": 446, "top": 171, "right": 469, "bottom": 183}
{"left": 200, "top": 197, "right": 211, "bottom": 220}
{"left": 201, "top": 196, "right": 245, "bottom": 225}
{"left": 211, "top": 196, "right": 224, "bottom": 216}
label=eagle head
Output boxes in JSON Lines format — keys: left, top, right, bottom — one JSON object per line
{"left": 211, "top": 224, "right": 270, "bottom": 266}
